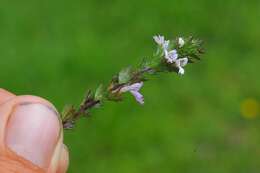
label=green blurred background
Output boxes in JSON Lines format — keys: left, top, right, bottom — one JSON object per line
{"left": 1, "top": 0, "right": 260, "bottom": 172}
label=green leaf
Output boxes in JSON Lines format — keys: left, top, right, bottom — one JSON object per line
{"left": 118, "top": 67, "right": 132, "bottom": 84}
{"left": 61, "top": 104, "right": 76, "bottom": 120}
{"left": 94, "top": 84, "right": 104, "bottom": 101}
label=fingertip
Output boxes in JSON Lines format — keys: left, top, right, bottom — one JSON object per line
{"left": 57, "top": 145, "right": 69, "bottom": 173}
{"left": 0, "top": 94, "right": 63, "bottom": 170}
{"left": 5, "top": 103, "right": 61, "bottom": 169}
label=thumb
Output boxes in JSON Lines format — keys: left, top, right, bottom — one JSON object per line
{"left": 0, "top": 94, "right": 68, "bottom": 172}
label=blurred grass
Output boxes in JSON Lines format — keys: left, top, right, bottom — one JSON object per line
{"left": 0, "top": 0, "right": 260, "bottom": 172}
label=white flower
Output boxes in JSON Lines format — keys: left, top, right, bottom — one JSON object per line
{"left": 165, "top": 49, "right": 178, "bottom": 63}
{"left": 153, "top": 35, "right": 169, "bottom": 50}
{"left": 178, "top": 37, "right": 185, "bottom": 48}
{"left": 120, "top": 82, "right": 144, "bottom": 104}
{"left": 153, "top": 35, "right": 165, "bottom": 45}
{"left": 175, "top": 57, "right": 188, "bottom": 75}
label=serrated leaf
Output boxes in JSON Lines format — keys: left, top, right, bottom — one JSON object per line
{"left": 118, "top": 67, "right": 132, "bottom": 84}
{"left": 94, "top": 84, "right": 104, "bottom": 101}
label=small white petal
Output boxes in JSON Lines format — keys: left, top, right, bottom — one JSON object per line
{"left": 178, "top": 67, "right": 185, "bottom": 75}
{"left": 163, "top": 40, "right": 170, "bottom": 50}
{"left": 175, "top": 58, "right": 188, "bottom": 67}
{"left": 179, "top": 58, "right": 188, "bottom": 67}
{"left": 178, "top": 37, "right": 185, "bottom": 47}
{"left": 175, "top": 58, "right": 188, "bottom": 75}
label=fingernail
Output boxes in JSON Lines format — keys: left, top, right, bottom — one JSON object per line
{"left": 5, "top": 103, "right": 60, "bottom": 168}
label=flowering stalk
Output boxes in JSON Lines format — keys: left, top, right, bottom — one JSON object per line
{"left": 61, "top": 35, "right": 204, "bottom": 129}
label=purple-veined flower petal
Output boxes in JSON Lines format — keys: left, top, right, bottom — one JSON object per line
{"left": 165, "top": 49, "right": 178, "bottom": 64}
{"left": 120, "top": 82, "right": 143, "bottom": 92}
{"left": 153, "top": 35, "right": 165, "bottom": 45}
{"left": 120, "top": 82, "right": 144, "bottom": 104}
{"left": 153, "top": 35, "right": 169, "bottom": 50}
{"left": 164, "top": 50, "right": 171, "bottom": 63}
{"left": 130, "top": 91, "right": 144, "bottom": 104}
{"left": 168, "top": 50, "right": 178, "bottom": 61}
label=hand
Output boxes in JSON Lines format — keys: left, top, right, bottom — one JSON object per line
{"left": 0, "top": 89, "right": 69, "bottom": 173}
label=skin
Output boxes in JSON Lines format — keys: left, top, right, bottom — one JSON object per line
{"left": 0, "top": 88, "right": 69, "bottom": 173}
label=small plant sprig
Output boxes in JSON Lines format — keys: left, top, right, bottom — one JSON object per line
{"left": 61, "top": 35, "right": 204, "bottom": 129}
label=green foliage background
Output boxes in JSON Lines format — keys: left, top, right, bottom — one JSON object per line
{"left": 0, "top": 0, "right": 260, "bottom": 172}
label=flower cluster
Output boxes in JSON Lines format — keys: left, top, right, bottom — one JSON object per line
{"left": 61, "top": 34, "right": 204, "bottom": 129}
{"left": 153, "top": 35, "right": 188, "bottom": 75}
